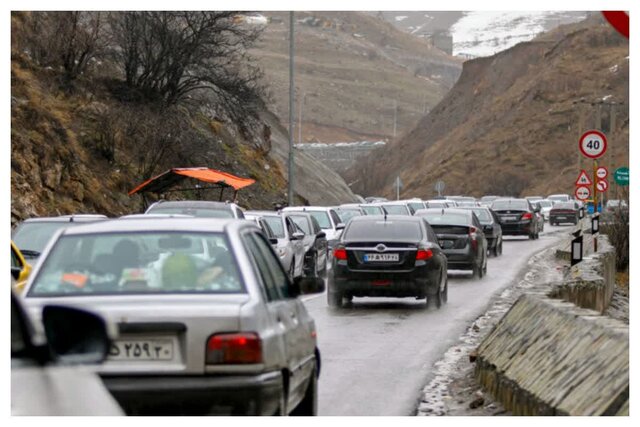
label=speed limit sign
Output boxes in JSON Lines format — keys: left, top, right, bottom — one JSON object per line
{"left": 579, "top": 130, "right": 608, "bottom": 159}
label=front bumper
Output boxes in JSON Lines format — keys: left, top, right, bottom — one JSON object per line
{"left": 101, "top": 371, "right": 283, "bottom": 415}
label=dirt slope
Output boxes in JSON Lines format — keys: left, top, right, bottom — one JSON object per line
{"left": 253, "top": 11, "right": 462, "bottom": 144}
{"left": 351, "top": 15, "right": 628, "bottom": 199}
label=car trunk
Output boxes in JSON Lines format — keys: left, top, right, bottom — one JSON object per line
{"left": 493, "top": 209, "right": 530, "bottom": 224}
{"left": 26, "top": 294, "right": 249, "bottom": 375}
{"left": 343, "top": 241, "right": 420, "bottom": 271}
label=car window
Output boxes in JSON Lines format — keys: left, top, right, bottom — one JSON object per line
{"left": 259, "top": 219, "right": 276, "bottom": 239}
{"left": 289, "top": 215, "right": 312, "bottom": 234}
{"left": 472, "top": 214, "right": 482, "bottom": 229}
{"left": 310, "top": 216, "right": 322, "bottom": 234}
{"left": 360, "top": 205, "right": 383, "bottom": 215}
{"left": 416, "top": 211, "right": 471, "bottom": 225}
{"left": 491, "top": 200, "right": 529, "bottom": 211}
{"left": 382, "top": 205, "right": 408, "bottom": 215}
{"left": 12, "top": 222, "right": 70, "bottom": 254}
{"left": 329, "top": 210, "right": 341, "bottom": 226}
{"left": 471, "top": 209, "right": 491, "bottom": 222}
{"left": 422, "top": 221, "right": 439, "bottom": 243}
{"left": 244, "top": 232, "right": 287, "bottom": 301}
{"left": 27, "top": 232, "right": 244, "bottom": 296}
{"left": 335, "top": 209, "right": 362, "bottom": 223}
{"left": 285, "top": 217, "right": 298, "bottom": 237}
{"left": 308, "top": 211, "right": 332, "bottom": 229}
{"left": 263, "top": 216, "right": 285, "bottom": 238}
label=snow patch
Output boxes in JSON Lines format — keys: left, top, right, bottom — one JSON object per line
{"left": 609, "top": 64, "right": 619, "bottom": 73}
{"left": 395, "top": 15, "right": 408, "bottom": 22}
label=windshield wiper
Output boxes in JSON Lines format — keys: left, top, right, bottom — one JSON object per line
{"left": 20, "top": 249, "right": 41, "bottom": 258}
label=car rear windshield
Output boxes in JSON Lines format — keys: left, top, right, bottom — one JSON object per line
{"left": 148, "top": 206, "right": 234, "bottom": 218}
{"left": 13, "top": 222, "right": 75, "bottom": 254}
{"left": 470, "top": 209, "right": 491, "bottom": 222}
{"left": 336, "top": 209, "right": 362, "bottom": 223}
{"left": 307, "top": 211, "right": 332, "bottom": 229}
{"left": 27, "top": 232, "right": 244, "bottom": 297}
{"left": 344, "top": 220, "right": 422, "bottom": 241}
{"left": 288, "top": 215, "right": 311, "bottom": 234}
{"left": 538, "top": 200, "right": 553, "bottom": 207}
{"left": 491, "top": 200, "right": 529, "bottom": 211}
{"left": 407, "top": 202, "right": 424, "bottom": 211}
{"left": 382, "top": 205, "right": 409, "bottom": 215}
{"left": 554, "top": 202, "right": 576, "bottom": 210}
{"left": 425, "top": 202, "right": 447, "bottom": 209}
{"left": 263, "top": 216, "right": 285, "bottom": 238}
{"left": 417, "top": 212, "right": 471, "bottom": 226}
{"left": 360, "top": 205, "right": 383, "bottom": 215}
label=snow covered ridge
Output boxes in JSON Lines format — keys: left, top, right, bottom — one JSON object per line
{"left": 451, "top": 11, "right": 587, "bottom": 57}
{"left": 295, "top": 141, "right": 387, "bottom": 149}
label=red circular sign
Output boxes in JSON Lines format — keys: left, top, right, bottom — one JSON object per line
{"left": 596, "top": 179, "right": 609, "bottom": 192}
{"left": 579, "top": 130, "right": 608, "bottom": 159}
{"left": 575, "top": 186, "right": 591, "bottom": 201}
{"left": 596, "top": 166, "right": 608, "bottom": 179}
{"left": 602, "top": 11, "right": 629, "bottom": 39}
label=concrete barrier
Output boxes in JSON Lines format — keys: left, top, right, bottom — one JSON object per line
{"left": 474, "top": 294, "right": 628, "bottom": 415}
{"left": 550, "top": 234, "right": 616, "bottom": 313}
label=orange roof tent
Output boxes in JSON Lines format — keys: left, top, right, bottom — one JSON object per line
{"left": 128, "top": 167, "right": 255, "bottom": 200}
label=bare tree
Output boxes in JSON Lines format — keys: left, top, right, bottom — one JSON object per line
{"left": 18, "top": 12, "right": 104, "bottom": 80}
{"left": 108, "top": 12, "right": 266, "bottom": 122}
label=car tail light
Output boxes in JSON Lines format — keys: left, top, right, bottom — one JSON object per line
{"left": 416, "top": 249, "right": 433, "bottom": 261}
{"left": 206, "top": 333, "right": 262, "bottom": 364}
{"left": 522, "top": 212, "right": 533, "bottom": 220}
{"left": 334, "top": 248, "right": 347, "bottom": 260}
{"left": 469, "top": 226, "right": 478, "bottom": 250}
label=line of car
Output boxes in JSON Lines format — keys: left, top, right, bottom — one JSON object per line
{"left": 8, "top": 193, "right": 596, "bottom": 415}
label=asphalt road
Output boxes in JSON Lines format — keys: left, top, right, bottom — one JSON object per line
{"left": 302, "top": 224, "right": 570, "bottom": 416}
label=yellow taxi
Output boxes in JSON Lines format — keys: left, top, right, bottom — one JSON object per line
{"left": 11, "top": 241, "right": 32, "bottom": 294}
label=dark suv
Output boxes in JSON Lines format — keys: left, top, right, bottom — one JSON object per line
{"left": 491, "top": 198, "right": 541, "bottom": 239}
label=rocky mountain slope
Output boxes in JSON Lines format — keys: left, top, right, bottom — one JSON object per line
{"left": 252, "top": 11, "right": 462, "bottom": 144}
{"left": 11, "top": 13, "right": 356, "bottom": 224}
{"left": 349, "top": 14, "right": 628, "bottom": 199}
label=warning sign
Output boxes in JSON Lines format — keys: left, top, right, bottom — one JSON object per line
{"left": 575, "top": 170, "right": 592, "bottom": 186}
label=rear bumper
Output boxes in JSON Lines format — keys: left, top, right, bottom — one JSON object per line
{"left": 332, "top": 264, "right": 438, "bottom": 297}
{"left": 549, "top": 214, "right": 577, "bottom": 224}
{"left": 500, "top": 222, "right": 532, "bottom": 235}
{"left": 441, "top": 247, "right": 475, "bottom": 270}
{"left": 101, "top": 371, "right": 283, "bottom": 415}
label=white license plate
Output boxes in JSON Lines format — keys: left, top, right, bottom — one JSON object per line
{"left": 504, "top": 216, "right": 518, "bottom": 221}
{"left": 108, "top": 339, "right": 174, "bottom": 361}
{"left": 364, "top": 253, "right": 399, "bottom": 262}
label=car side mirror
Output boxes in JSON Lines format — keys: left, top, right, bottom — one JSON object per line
{"left": 291, "top": 231, "right": 305, "bottom": 241}
{"left": 11, "top": 266, "right": 21, "bottom": 281}
{"left": 41, "top": 305, "right": 111, "bottom": 365}
{"left": 269, "top": 237, "right": 278, "bottom": 245}
{"left": 335, "top": 223, "right": 346, "bottom": 231}
{"left": 316, "top": 231, "right": 326, "bottom": 239}
{"left": 290, "top": 276, "right": 325, "bottom": 298}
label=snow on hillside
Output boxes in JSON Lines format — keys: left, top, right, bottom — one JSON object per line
{"left": 452, "top": 11, "right": 587, "bottom": 57}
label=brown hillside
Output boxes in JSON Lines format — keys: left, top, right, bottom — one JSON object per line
{"left": 253, "top": 11, "right": 462, "bottom": 143}
{"left": 351, "top": 15, "right": 629, "bottom": 199}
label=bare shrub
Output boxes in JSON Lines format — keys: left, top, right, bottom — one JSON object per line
{"left": 485, "top": 172, "right": 529, "bottom": 197}
{"left": 18, "top": 12, "right": 105, "bottom": 81}
{"left": 601, "top": 189, "right": 629, "bottom": 271}
{"left": 108, "top": 12, "right": 266, "bottom": 123}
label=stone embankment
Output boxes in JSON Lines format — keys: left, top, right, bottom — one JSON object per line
{"left": 474, "top": 231, "right": 628, "bottom": 416}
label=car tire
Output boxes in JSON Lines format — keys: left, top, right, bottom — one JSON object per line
{"left": 442, "top": 274, "right": 448, "bottom": 304}
{"left": 288, "top": 261, "right": 296, "bottom": 282}
{"left": 482, "top": 256, "right": 488, "bottom": 276}
{"left": 290, "top": 364, "right": 318, "bottom": 416}
{"left": 327, "top": 276, "right": 342, "bottom": 308}
{"left": 498, "top": 240, "right": 503, "bottom": 256}
{"left": 472, "top": 261, "right": 480, "bottom": 279}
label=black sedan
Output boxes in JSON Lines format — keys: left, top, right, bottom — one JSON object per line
{"left": 549, "top": 201, "right": 580, "bottom": 225}
{"left": 459, "top": 207, "right": 503, "bottom": 257}
{"left": 328, "top": 215, "right": 448, "bottom": 309}
{"left": 490, "top": 198, "right": 542, "bottom": 240}
{"left": 414, "top": 208, "right": 488, "bottom": 278}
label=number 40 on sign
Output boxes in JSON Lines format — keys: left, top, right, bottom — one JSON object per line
{"left": 579, "top": 130, "right": 608, "bottom": 159}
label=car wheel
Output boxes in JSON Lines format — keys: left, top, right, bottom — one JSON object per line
{"left": 482, "top": 256, "right": 488, "bottom": 276}
{"left": 472, "top": 262, "right": 480, "bottom": 279}
{"left": 497, "top": 240, "right": 503, "bottom": 256}
{"left": 442, "top": 274, "right": 448, "bottom": 304}
{"left": 327, "top": 276, "right": 342, "bottom": 308}
{"left": 290, "top": 363, "right": 318, "bottom": 416}
{"left": 529, "top": 233, "right": 535, "bottom": 240}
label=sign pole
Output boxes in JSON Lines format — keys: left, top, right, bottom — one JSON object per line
{"left": 593, "top": 159, "right": 598, "bottom": 217}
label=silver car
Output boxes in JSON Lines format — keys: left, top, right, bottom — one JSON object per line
{"left": 146, "top": 200, "right": 245, "bottom": 219}
{"left": 245, "top": 211, "right": 306, "bottom": 280}
{"left": 22, "top": 218, "right": 324, "bottom": 415}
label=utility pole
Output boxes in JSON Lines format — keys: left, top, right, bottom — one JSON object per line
{"left": 288, "top": 11, "right": 295, "bottom": 207}
{"left": 393, "top": 100, "right": 397, "bottom": 139}
{"left": 298, "top": 92, "right": 305, "bottom": 145}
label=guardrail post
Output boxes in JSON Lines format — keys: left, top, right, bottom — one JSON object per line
{"left": 591, "top": 213, "right": 600, "bottom": 252}
{"left": 571, "top": 229, "right": 583, "bottom": 266}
